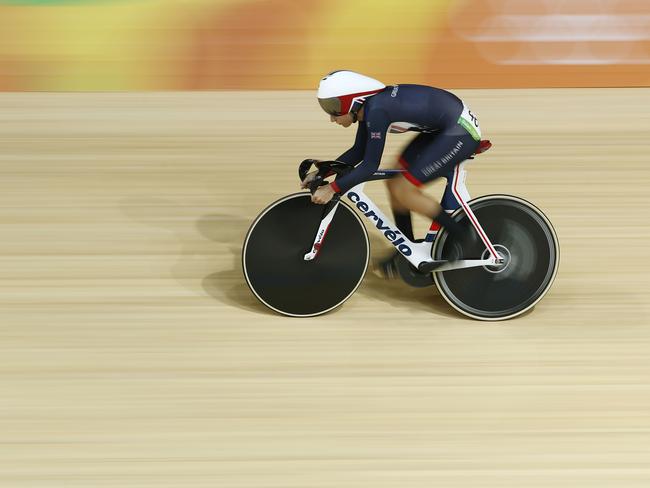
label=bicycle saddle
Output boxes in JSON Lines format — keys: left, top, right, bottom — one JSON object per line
{"left": 474, "top": 140, "right": 492, "bottom": 155}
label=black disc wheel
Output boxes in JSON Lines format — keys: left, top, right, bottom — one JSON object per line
{"left": 242, "top": 193, "right": 369, "bottom": 317}
{"left": 432, "top": 195, "right": 559, "bottom": 321}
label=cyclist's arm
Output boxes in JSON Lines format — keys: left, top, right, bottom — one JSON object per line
{"left": 336, "top": 122, "right": 367, "bottom": 164}
{"left": 331, "top": 110, "right": 390, "bottom": 194}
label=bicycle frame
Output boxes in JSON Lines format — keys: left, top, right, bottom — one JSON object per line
{"left": 304, "top": 162, "right": 503, "bottom": 272}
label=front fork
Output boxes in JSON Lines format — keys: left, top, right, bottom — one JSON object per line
{"left": 303, "top": 196, "right": 341, "bottom": 261}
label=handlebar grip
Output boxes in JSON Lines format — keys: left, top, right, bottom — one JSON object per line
{"left": 299, "top": 158, "right": 353, "bottom": 194}
{"left": 298, "top": 159, "right": 319, "bottom": 182}
{"left": 308, "top": 177, "right": 321, "bottom": 194}
{"left": 308, "top": 175, "right": 332, "bottom": 194}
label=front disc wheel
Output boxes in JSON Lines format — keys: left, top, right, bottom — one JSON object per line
{"left": 242, "top": 193, "right": 369, "bottom": 317}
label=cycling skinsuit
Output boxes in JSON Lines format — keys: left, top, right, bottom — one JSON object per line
{"left": 330, "top": 84, "right": 481, "bottom": 194}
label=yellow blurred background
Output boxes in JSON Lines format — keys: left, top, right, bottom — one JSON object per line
{"left": 0, "top": 0, "right": 648, "bottom": 90}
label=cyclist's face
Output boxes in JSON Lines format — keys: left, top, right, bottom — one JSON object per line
{"left": 330, "top": 113, "right": 353, "bottom": 127}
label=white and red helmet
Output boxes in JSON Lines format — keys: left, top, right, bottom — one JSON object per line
{"left": 317, "top": 70, "right": 385, "bottom": 116}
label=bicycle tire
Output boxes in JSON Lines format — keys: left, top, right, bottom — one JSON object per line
{"left": 242, "top": 193, "right": 369, "bottom": 317}
{"left": 432, "top": 194, "right": 559, "bottom": 321}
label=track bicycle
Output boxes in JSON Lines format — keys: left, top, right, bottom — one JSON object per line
{"left": 242, "top": 141, "right": 559, "bottom": 320}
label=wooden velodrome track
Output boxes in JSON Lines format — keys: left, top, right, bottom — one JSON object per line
{"left": 1, "top": 89, "right": 649, "bottom": 487}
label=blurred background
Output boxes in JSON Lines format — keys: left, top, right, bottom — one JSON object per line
{"left": 0, "top": 0, "right": 648, "bottom": 91}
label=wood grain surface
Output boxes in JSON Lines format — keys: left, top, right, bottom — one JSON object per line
{"left": 1, "top": 89, "right": 649, "bottom": 487}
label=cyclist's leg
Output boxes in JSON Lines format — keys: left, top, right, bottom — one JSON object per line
{"left": 379, "top": 131, "right": 478, "bottom": 277}
{"left": 378, "top": 134, "right": 436, "bottom": 278}
{"left": 385, "top": 133, "right": 436, "bottom": 241}
{"left": 387, "top": 130, "right": 479, "bottom": 234}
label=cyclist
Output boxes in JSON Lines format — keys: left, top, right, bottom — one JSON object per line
{"left": 302, "top": 70, "right": 483, "bottom": 277}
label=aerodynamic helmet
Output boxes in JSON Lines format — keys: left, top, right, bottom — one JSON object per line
{"left": 317, "top": 70, "right": 386, "bottom": 116}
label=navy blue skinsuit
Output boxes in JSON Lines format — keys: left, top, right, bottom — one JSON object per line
{"left": 330, "top": 84, "right": 481, "bottom": 195}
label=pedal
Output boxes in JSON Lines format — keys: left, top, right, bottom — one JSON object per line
{"left": 417, "top": 260, "right": 446, "bottom": 273}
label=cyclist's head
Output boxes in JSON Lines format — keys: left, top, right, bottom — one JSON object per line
{"left": 317, "top": 70, "right": 385, "bottom": 122}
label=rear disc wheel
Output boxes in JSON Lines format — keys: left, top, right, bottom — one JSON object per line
{"left": 432, "top": 194, "right": 559, "bottom": 320}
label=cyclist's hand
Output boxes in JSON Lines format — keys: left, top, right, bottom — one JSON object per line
{"left": 311, "top": 184, "right": 335, "bottom": 205}
{"left": 300, "top": 170, "right": 319, "bottom": 189}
